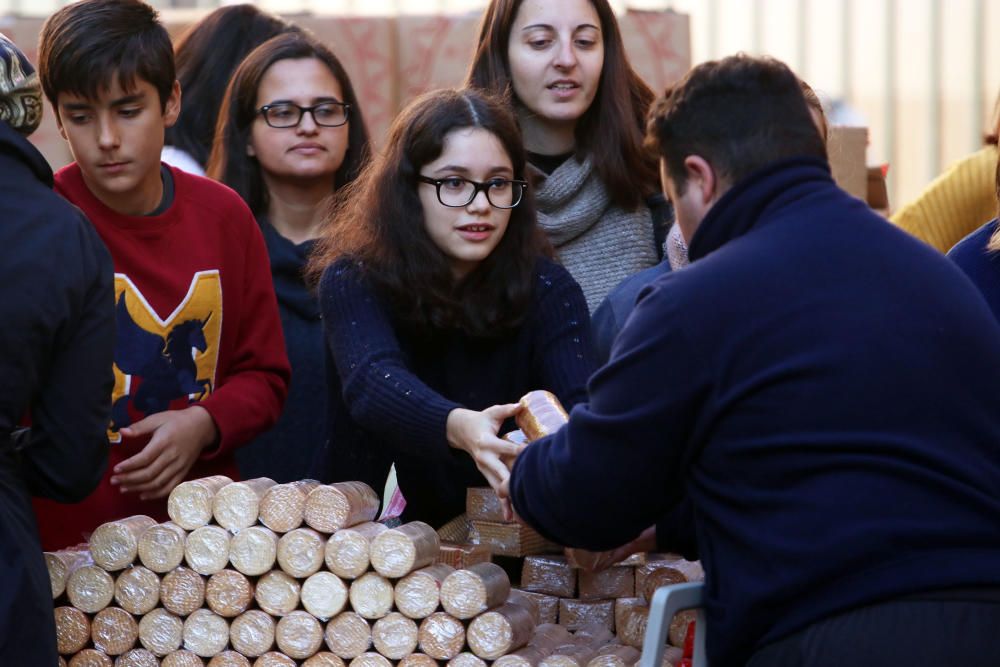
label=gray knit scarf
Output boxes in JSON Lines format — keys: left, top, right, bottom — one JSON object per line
{"left": 534, "top": 156, "right": 658, "bottom": 311}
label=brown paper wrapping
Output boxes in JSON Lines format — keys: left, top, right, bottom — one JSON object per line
{"left": 448, "top": 653, "right": 488, "bottom": 667}
{"left": 253, "top": 653, "right": 296, "bottom": 667}
{"left": 467, "top": 601, "right": 536, "bottom": 659}
{"left": 370, "top": 521, "right": 441, "bottom": 578}
{"left": 212, "top": 478, "right": 277, "bottom": 532}
{"left": 528, "top": 624, "right": 574, "bottom": 652}
{"left": 138, "top": 522, "right": 187, "bottom": 573}
{"left": 440, "top": 562, "right": 510, "bottom": 619}
{"left": 349, "top": 653, "right": 392, "bottom": 667}
{"left": 301, "top": 571, "right": 349, "bottom": 620}
{"left": 139, "top": 608, "right": 184, "bottom": 656}
{"left": 255, "top": 571, "right": 301, "bottom": 617}
{"left": 417, "top": 612, "right": 465, "bottom": 661}
{"left": 277, "top": 527, "right": 325, "bottom": 578}
{"left": 46, "top": 547, "right": 91, "bottom": 598}
{"left": 230, "top": 609, "right": 276, "bottom": 658}
{"left": 229, "top": 526, "right": 279, "bottom": 577}
{"left": 579, "top": 566, "right": 635, "bottom": 602}
{"left": 512, "top": 590, "right": 559, "bottom": 625}
{"left": 613, "top": 599, "right": 644, "bottom": 640}
{"left": 115, "top": 565, "right": 161, "bottom": 615}
{"left": 206, "top": 569, "right": 253, "bottom": 618}
{"left": 259, "top": 480, "right": 321, "bottom": 533}
{"left": 275, "top": 610, "right": 324, "bottom": 659}
{"left": 168, "top": 475, "right": 233, "bottom": 530}
{"left": 436, "top": 542, "right": 492, "bottom": 570}
{"left": 67, "top": 564, "right": 115, "bottom": 613}
{"left": 207, "top": 651, "right": 252, "bottom": 667}
{"left": 91, "top": 606, "right": 139, "bottom": 655}
{"left": 521, "top": 556, "right": 576, "bottom": 598}
{"left": 160, "top": 567, "right": 206, "bottom": 617}
{"left": 470, "top": 521, "right": 559, "bottom": 557}
{"left": 68, "top": 649, "right": 113, "bottom": 667}
{"left": 394, "top": 563, "right": 454, "bottom": 619}
{"left": 303, "top": 652, "right": 347, "bottom": 667}
{"left": 161, "top": 649, "right": 206, "bottom": 667}
{"left": 304, "top": 482, "right": 379, "bottom": 533}
{"left": 587, "top": 645, "right": 641, "bottom": 667}
{"left": 558, "top": 599, "right": 614, "bottom": 632}
{"left": 116, "top": 648, "right": 161, "bottom": 667}
{"left": 616, "top": 604, "right": 648, "bottom": 649}
{"left": 348, "top": 572, "right": 394, "bottom": 620}
{"left": 639, "top": 560, "right": 703, "bottom": 602}
{"left": 371, "top": 612, "right": 419, "bottom": 659}
{"left": 183, "top": 609, "right": 230, "bottom": 658}
{"left": 90, "top": 515, "right": 157, "bottom": 571}
{"left": 516, "top": 391, "right": 568, "bottom": 442}
{"left": 398, "top": 653, "right": 437, "bottom": 667}
{"left": 466, "top": 487, "right": 508, "bottom": 522}
{"left": 324, "top": 521, "right": 387, "bottom": 579}
{"left": 185, "top": 526, "right": 231, "bottom": 576}
{"left": 323, "top": 611, "right": 371, "bottom": 659}
{"left": 55, "top": 605, "right": 90, "bottom": 654}
{"left": 668, "top": 610, "right": 696, "bottom": 649}
{"left": 540, "top": 644, "right": 598, "bottom": 667}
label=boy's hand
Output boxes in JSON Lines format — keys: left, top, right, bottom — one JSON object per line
{"left": 111, "top": 406, "right": 219, "bottom": 500}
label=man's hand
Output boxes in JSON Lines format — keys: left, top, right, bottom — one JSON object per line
{"left": 497, "top": 476, "right": 521, "bottom": 523}
{"left": 446, "top": 404, "right": 523, "bottom": 491}
{"left": 111, "top": 406, "right": 219, "bottom": 500}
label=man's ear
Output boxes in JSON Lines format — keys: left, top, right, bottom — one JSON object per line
{"left": 163, "top": 80, "right": 182, "bottom": 128}
{"left": 683, "top": 155, "right": 717, "bottom": 207}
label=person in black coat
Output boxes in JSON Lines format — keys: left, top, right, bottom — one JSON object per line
{"left": 0, "top": 34, "right": 115, "bottom": 664}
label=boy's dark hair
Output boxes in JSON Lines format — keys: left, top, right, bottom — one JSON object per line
{"left": 646, "top": 54, "right": 828, "bottom": 194}
{"left": 38, "top": 0, "right": 174, "bottom": 111}
{"left": 206, "top": 31, "right": 371, "bottom": 219}
{"left": 167, "top": 5, "right": 297, "bottom": 167}
{"left": 308, "top": 87, "right": 549, "bottom": 337}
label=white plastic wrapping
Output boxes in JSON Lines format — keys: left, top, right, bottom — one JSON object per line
{"left": 169, "top": 475, "right": 233, "bottom": 530}
{"left": 160, "top": 649, "right": 206, "bottom": 667}
{"left": 185, "top": 525, "right": 231, "bottom": 576}
{"left": 304, "top": 482, "right": 379, "bottom": 533}
{"left": 301, "top": 571, "right": 348, "bottom": 621}
{"left": 348, "top": 572, "right": 393, "bottom": 620}
{"left": 275, "top": 610, "right": 324, "bottom": 659}
{"left": 182, "top": 609, "right": 230, "bottom": 658}
{"left": 139, "top": 608, "right": 184, "bottom": 656}
{"left": 259, "top": 480, "right": 321, "bottom": 533}
{"left": 229, "top": 609, "right": 276, "bottom": 658}
{"left": 370, "top": 521, "right": 440, "bottom": 578}
{"left": 91, "top": 606, "right": 139, "bottom": 655}
{"left": 467, "top": 601, "right": 536, "bottom": 660}
{"left": 394, "top": 563, "right": 454, "bottom": 619}
{"left": 417, "top": 612, "right": 465, "bottom": 660}
{"left": 90, "top": 515, "right": 157, "bottom": 571}
{"left": 276, "top": 527, "right": 325, "bottom": 578}
{"left": 160, "top": 567, "right": 207, "bottom": 617}
{"left": 229, "top": 526, "right": 278, "bottom": 577}
{"left": 115, "top": 565, "right": 161, "bottom": 615}
{"left": 115, "top": 647, "right": 161, "bottom": 667}
{"left": 255, "top": 571, "right": 300, "bottom": 617}
{"left": 324, "top": 522, "right": 387, "bottom": 579}
{"left": 323, "top": 611, "right": 371, "bottom": 659}
{"left": 55, "top": 605, "right": 90, "bottom": 654}
{"left": 67, "top": 564, "right": 115, "bottom": 613}
{"left": 206, "top": 569, "right": 253, "bottom": 618}
{"left": 212, "top": 478, "right": 277, "bottom": 532}
{"left": 138, "top": 522, "right": 187, "bottom": 573}
{"left": 440, "top": 562, "right": 511, "bottom": 619}
{"left": 371, "top": 612, "right": 419, "bottom": 659}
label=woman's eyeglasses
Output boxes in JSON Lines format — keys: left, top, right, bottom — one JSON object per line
{"left": 418, "top": 175, "right": 527, "bottom": 209}
{"left": 256, "top": 101, "right": 350, "bottom": 128}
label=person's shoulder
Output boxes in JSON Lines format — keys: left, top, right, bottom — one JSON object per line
{"left": 319, "top": 256, "right": 367, "bottom": 294}
{"left": 172, "top": 167, "right": 256, "bottom": 226}
{"left": 948, "top": 219, "right": 999, "bottom": 270}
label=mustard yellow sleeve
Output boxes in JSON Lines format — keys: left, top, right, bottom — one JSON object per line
{"left": 890, "top": 145, "right": 998, "bottom": 252}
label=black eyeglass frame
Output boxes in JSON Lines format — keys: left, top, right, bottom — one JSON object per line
{"left": 417, "top": 175, "right": 528, "bottom": 209}
{"left": 256, "top": 101, "right": 351, "bottom": 128}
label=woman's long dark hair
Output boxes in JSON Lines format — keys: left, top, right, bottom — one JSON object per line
{"left": 465, "top": 0, "right": 658, "bottom": 210}
{"left": 206, "top": 31, "right": 371, "bottom": 218}
{"left": 166, "top": 4, "right": 295, "bottom": 167}
{"left": 308, "top": 88, "right": 549, "bottom": 337}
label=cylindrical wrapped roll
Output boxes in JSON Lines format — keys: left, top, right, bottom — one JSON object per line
{"left": 92, "top": 606, "right": 139, "bottom": 655}
{"left": 418, "top": 612, "right": 465, "bottom": 661}
{"left": 304, "top": 482, "right": 379, "bottom": 533}
{"left": 616, "top": 605, "right": 648, "bottom": 649}
{"left": 161, "top": 649, "right": 206, "bottom": 667}
{"left": 253, "top": 654, "right": 296, "bottom": 667}
{"left": 185, "top": 525, "right": 231, "bottom": 576}
{"left": 348, "top": 572, "right": 393, "bottom": 620}
{"left": 229, "top": 526, "right": 278, "bottom": 577}
{"left": 230, "top": 609, "right": 276, "bottom": 658}
{"left": 212, "top": 477, "right": 277, "bottom": 532}
{"left": 69, "top": 649, "right": 113, "bottom": 667}
{"left": 371, "top": 612, "right": 419, "bottom": 659}
{"left": 539, "top": 645, "right": 597, "bottom": 667}
{"left": 613, "top": 598, "right": 644, "bottom": 637}
{"left": 516, "top": 391, "right": 568, "bottom": 442}
{"left": 169, "top": 475, "right": 233, "bottom": 530}
{"left": 138, "top": 522, "right": 187, "bottom": 573}
{"left": 207, "top": 651, "right": 252, "bottom": 667}
{"left": 448, "top": 653, "right": 487, "bottom": 667}
{"left": 370, "top": 521, "right": 440, "bottom": 578}
{"left": 349, "top": 653, "right": 392, "bottom": 667}
{"left": 303, "top": 652, "right": 347, "bottom": 667}
{"left": 301, "top": 571, "right": 349, "bottom": 620}
{"left": 440, "top": 562, "right": 511, "bottom": 619}
{"left": 587, "top": 645, "right": 641, "bottom": 667}
{"left": 494, "top": 645, "right": 550, "bottom": 667}
{"left": 139, "top": 608, "right": 184, "bottom": 656}
{"left": 115, "top": 565, "right": 160, "bottom": 615}
{"left": 668, "top": 609, "right": 696, "bottom": 648}
{"left": 46, "top": 547, "right": 91, "bottom": 599}
{"left": 394, "top": 563, "right": 454, "bottom": 619}
{"left": 255, "top": 570, "right": 301, "bottom": 616}
{"left": 467, "top": 601, "right": 536, "bottom": 659}
{"left": 90, "top": 516, "right": 158, "bottom": 571}
{"left": 206, "top": 569, "right": 254, "bottom": 618}
{"left": 275, "top": 610, "right": 324, "bottom": 659}
{"left": 55, "top": 605, "right": 91, "bottom": 655}
{"left": 183, "top": 609, "right": 230, "bottom": 658}
{"left": 323, "top": 612, "right": 371, "bottom": 659}
{"left": 67, "top": 564, "right": 116, "bottom": 613}
{"left": 259, "top": 480, "right": 321, "bottom": 533}
{"left": 115, "top": 648, "right": 160, "bottom": 667}
{"left": 324, "top": 522, "right": 387, "bottom": 579}
{"left": 640, "top": 561, "right": 704, "bottom": 603}
{"left": 528, "top": 624, "right": 573, "bottom": 652}
{"left": 398, "top": 654, "right": 438, "bottom": 667}
{"left": 277, "top": 527, "right": 325, "bottom": 578}
{"left": 160, "top": 567, "right": 207, "bottom": 617}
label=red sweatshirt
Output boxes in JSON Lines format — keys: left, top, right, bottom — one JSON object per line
{"left": 34, "top": 164, "right": 290, "bottom": 549}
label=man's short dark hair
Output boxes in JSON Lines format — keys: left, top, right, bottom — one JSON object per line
{"left": 38, "top": 0, "right": 175, "bottom": 111}
{"left": 646, "top": 54, "right": 827, "bottom": 193}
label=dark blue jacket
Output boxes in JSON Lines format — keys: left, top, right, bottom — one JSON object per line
{"left": 511, "top": 158, "right": 1000, "bottom": 666}
{"left": 948, "top": 218, "right": 1000, "bottom": 323}
{"left": 591, "top": 259, "right": 670, "bottom": 364}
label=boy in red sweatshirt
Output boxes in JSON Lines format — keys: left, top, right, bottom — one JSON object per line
{"left": 33, "top": 0, "right": 291, "bottom": 549}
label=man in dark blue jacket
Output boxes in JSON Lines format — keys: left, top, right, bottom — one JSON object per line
{"left": 0, "top": 34, "right": 114, "bottom": 664}
{"left": 504, "top": 54, "right": 1000, "bottom": 666}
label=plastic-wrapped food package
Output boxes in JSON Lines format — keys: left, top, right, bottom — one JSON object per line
{"left": 587, "top": 645, "right": 641, "bottom": 667}
{"left": 304, "top": 482, "right": 379, "bottom": 533}
{"left": 229, "top": 526, "right": 279, "bottom": 577}
{"left": 253, "top": 653, "right": 296, "bottom": 667}
{"left": 55, "top": 605, "right": 90, "bottom": 655}
{"left": 138, "top": 522, "right": 187, "bottom": 573}
{"left": 516, "top": 391, "right": 569, "bottom": 442}
{"left": 469, "top": 521, "right": 559, "bottom": 557}
{"left": 115, "top": 565, "right": 161, "bottom": 615}
{"left": 301, "top": 571, "right": 349, "bottom": 620}
{"left": 67, "top": 564, "right": 115, "bottom": 613}
{"left": 185, "top": 526, "right": 231, "bottom": 576}
{"left": 116, "top": 647, "right": 161, "bottom": 667}
{"left": 539, "top": 644, "right": 598, "bottom": 667}
{"left": 578, "top": 566, "right": 635, "bottom": 601}
{"left": 161, "top": 567, "right": 207, "bottom": 617}
{"left": 275, "top": 610, "right": 324, "bottom": 659}
{"left": 348, "top": 572, "right": 394, "bottom": 620}
{"left": 206, "top": 650, "right": 251, "bottom": 667}
{"left": 160, "top": 649, "right": 206, "bottom": 667}
{"left": 371, "top": 612, "right": 419, "bottom": 659}
{"left": 323, "top": 611, "right": 372, "bottom": 659}
{"left": 398, "top": 653, "right": 438, "bottom": 667}
{"left": 417, "top": 612, "right": 465, "bottom": 660}
{"left": 206, "top": 569, "right": 253, "bottom": 618}
{"left": 324, "top": 521, "right": 387, "bottom": 579}
{"left": 259, "top": 480, "right": 321, "bottom": 533}
{"left": 139, "top": 608, "right": 184, "bottom": 656}
{"left": 302, "top": 652, "right": 347, "bottom": 667}
{"left": 466, "top": 487, "right": 507, "bottom": 522}
{"left": 521, "top": 556, "right": 576, "bottom": 598}
{"left": 370, "top": 521, "right": 440, "bottom": 578}
{"left": 557, "top": 599, "right": 614, "bottom": 632}
{"left": 448, "top": 652, "right": 488, "bottom": 667}
{"left": 277, "top": 527, "right": 325, "bottom": 578}
{"left": 68, "top": 648, "right": 113, "bottom": 667}
{"left": 440, "top": 562, "right": 511, "bottom": 619}
{"left": 169, "top": 476, "right": 233, "bottom": 530}
{"left": 436, "top": 542, "right": 491, "bottom": 570}
{"left": 512, "top": 590, "right": 559, "bottom": 625}
{"left": 467, "top": 600, "right": 536, "bottom": 659}
{"left": 255, "top": 571, "right": 300, "bottom": 616}
{"left": 212, "top": 478, "right": 277, "bottom": 532}
{"left": 348, "top": 652, "right": 392, "bottom": 667}
{"left": 45, "top": 546, "right": 91, "bottom": 598}
{"left": 90, "top": 515, "right": 157, "bottom": 571}
{"left": 394, "top": 563, "right": 454, "bottom": 619}
{"left": 91, "top": 606, "right": 139, "bottom": 655}
{"left": 182, "top": 609, "right": 230, "bottom": 658}
{"left": 229, "top": 609, "right": 276, "bottom": 658}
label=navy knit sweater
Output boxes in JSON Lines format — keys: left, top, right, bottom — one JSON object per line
{"left": 319, "top": 257, "right": 594, "bottom": 527}
{"left": 948, "top": 218, "right": 1000, "bottom": 323}
{"left": 511, "top": 158, "right": 1000, "bottom": 666}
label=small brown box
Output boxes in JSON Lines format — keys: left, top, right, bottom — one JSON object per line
{"left": 466, "top": 487, "right": 508, "bottom": 522}
{"left": 520, "top": 556, "right": 576, "bottom": 598}
{"left": 557, "top": 599, "right": 614, "bottom": 632}
{"left": 436, "top": 542, "right": 492, "bottom": 570}
{"left": 577, "top": 566, "right": 634, "bottom": 601}
{"left": 470, "top": 521, "right": 560, "bottom": 558}
{"left": 512, "top": 589, "right": 559, "bottom": 625}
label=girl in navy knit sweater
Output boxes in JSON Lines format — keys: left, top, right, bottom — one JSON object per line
{"left": 309, "top": 88, "right": 595, "bottom": 527}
